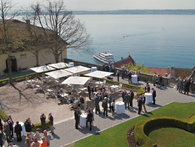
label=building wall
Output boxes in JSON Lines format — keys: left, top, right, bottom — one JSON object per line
{"left": 171, "top": 67, "right": 192, "bottom": 78}
{"left": 0, "top": 49, "right": 67, "bottom": 76}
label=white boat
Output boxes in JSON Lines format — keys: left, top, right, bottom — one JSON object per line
{"left": 93, "top": 52, "right": 114, "bottom": 64}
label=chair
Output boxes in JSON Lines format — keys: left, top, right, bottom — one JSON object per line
{"left": 118, "top": 83, "right": 123, "bottom": 92}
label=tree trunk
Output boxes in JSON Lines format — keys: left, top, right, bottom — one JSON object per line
{"left": 8, "top": 55, "right": 13, "bottom": 84}
{"left": 54, "top": 54, "right": 59, "bottom": 63}
{"left": 36, "top": 52, "right": 39, "bottom": 67}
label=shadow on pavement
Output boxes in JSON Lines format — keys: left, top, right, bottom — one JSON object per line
{"left": 78, "top": 126, "right": 100, "bottom": 134}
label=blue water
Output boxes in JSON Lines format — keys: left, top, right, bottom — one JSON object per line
{"left": 67, "top": 15, "right": 195, "bottom": 68}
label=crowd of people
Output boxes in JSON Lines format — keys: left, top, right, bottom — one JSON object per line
{"left": 0, "top": 113, "right": 54, "bottom": 147}
{"left": 176, "top": 76, "right": 193, "bottom": 95}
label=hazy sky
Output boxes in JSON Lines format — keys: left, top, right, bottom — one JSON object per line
{"left": 12, "top": 0, "right": 195, "bottom": 11}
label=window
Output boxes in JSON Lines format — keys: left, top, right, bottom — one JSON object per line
{"left": 20, "top": 53, "right": 27, "bottom": 59}
{"left": 32, "top": 51, "right": 39, "bottom": 57}
{"left": 44, "top": 50, "right": 51, "bottom": 55}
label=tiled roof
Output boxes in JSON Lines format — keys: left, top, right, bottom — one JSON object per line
{"left": 114, "top": 55, "right": 135, "bottom": 68}
{"left": 147, "top": 67, "right": 169, "bottom": 76}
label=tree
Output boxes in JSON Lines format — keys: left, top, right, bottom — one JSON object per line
{"left": 0, "top": 0, "right": 22, "bottom": 83}
{"left": 30, "top": 0, "right": 92, "bottom": 63}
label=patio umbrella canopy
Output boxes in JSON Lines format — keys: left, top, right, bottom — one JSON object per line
{"left": 85, "top": 70, "right": 113, "bottom": 79}
{"left": 48, "top": 62, "right": 69, "bottom": 69}
{"left": 64, "top": 65, "right": 90, "bottom": 74}
{"left": 61, "top": 76, "right": 91, "bottom": 85}
{"left": 45, "top": 70, "right": 72, "bottom": 79}
{"left": 30, "top": 66, "right": 55, "bottom": 73}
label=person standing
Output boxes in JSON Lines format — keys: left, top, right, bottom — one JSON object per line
{"left": 141, "top": 94, "right": 147, "bottom": 113}
{"left": 0, "top": 130, "right": 3, "bottom": 147}
{"left": 122, "top": 89, "right": 127, "bottom": 102}
{"left": 116, "top": 70, "right": 120, "bottom": 82}
{"left": 122, "top": 66, "right": 126, "bottom": 79}
{"left": 107, "top": 93, "right": 112, "bottom": 112}
{"left": 178, "top": 76, "right": 183, "bottom": 93}
{"left": 184, "top": 77, "right": 191, "bottom": 95}
{"left": 124, "top": 94, "right": 130, "bottom": 109}
{"left": 14, "top": 121, "right": 22, "bottom": 142}
{"left": 111, "top": 99, "right": 116, "bottom": 116}
{"left": 48, "top": 113, "right": 54, "bottom": 134}
{"left": 40, "top": 113, "right": 46, "bottom": 131}
{"left": 7, "top": 115, "right": 14, "bottom": 138}
{"left": 128, "top": 71, "right": 132, "bottom": 84}
{"left": 86, "top": 110, "right": 93, "bottom": 131}
{"left": 94, "top": 93, "right": 101, "bottom": 114}
{"left": 144, "top": 84, "right": 150, "bottom": 92}
{"left": 190, "top": 78, "right": 193, "bottom": 93}
{"left": 43, "top": 130, "right": 50, "bottom": 147}
{"left": 152, "top": 72, "right": 157, "bottom": 86}
{"left": 25, "top": 118, "right": 32, "bottom": 135}
{"left": 74, "top": 107, "right": 80, "bottom": 129}
{"left": 130, "top": 90, "right": 134, "bottom": 107}
{"left": 152, "top": 88, "right": 156, "bottom": 105}
{"left": 102, "top": 98, "right": 108, "bottom": 116}
{"left": 4, "top": 120, "right": 11, "bottom": 143}
{"left": 137, "top": 96, "right": 142, "bottom": 115}
{"left": 90, "top": 108, "right": 94, "bottom": 126}
{"left": 88, "top": 83, "right": 91, "bottom": 100}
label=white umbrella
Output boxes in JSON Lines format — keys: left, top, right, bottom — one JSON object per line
{"left": 85, "top": 70, "right": 113, "bottom": 78}
{"left": 61, "top": 76, "right": 91, "bottom": 85}
{"left": 64, "top": 65, "right": 90, "bottom": 74}
{"left": 30, "top": 66, "right": 55, "bottom": 73}
{"left": 45, "top": 70, "right": 72, "bottom": 79}
{"left": 48, "top": 62, "right": 69, "bottom": 69}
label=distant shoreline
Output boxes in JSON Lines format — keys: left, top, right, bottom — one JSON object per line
{"left": 72, "top": 9, "right": 195, "bottom": 15}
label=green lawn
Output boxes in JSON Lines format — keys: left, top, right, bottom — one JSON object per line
{"left": 146, "top": 126, "right": 195, "bottom": 147}
{"left": 68, "top": 102, "right": 195, "bottom": 147}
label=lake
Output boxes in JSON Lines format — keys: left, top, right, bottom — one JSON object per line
{"left": 67, "top": 15, "right": 195, "bottom": 68}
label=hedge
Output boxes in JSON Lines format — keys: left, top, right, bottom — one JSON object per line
{"left": 0, "top": 109, "right": 8, "bottom": 122}
{"left": 134, "top": 116, "right": 195, "bottom": 147}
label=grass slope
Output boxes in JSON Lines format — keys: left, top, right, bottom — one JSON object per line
{"left": 72, "top": 102, "right": 195, "bottom": 147}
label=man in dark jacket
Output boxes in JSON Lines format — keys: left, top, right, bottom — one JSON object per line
{"left": 184, "top": 77, "right": 191, "bottom": 95}
{"left": 152, "top": 88, "right": 156, "bottom": 105}
{"left": 48, "top": 113, "right": 54, "bottom": 134}
{"left": 88, "top": 83, "right": 91, "bottom": 100}
{"left": 124, "top": 94, "right": 131, "bottom": 109}
{"left": 14, "top": 121, "right": 22, "bottom": 142}
{"left": 128, "top": 71, "right": 132, "bottom": 84}
{"left": 24, "top": 118, "right": 32, "bottom": 133}
{"left": 4, "top": 120, "right": 11, "bottom": 143}
{"left": 86, "top": 110, "right": 93, "bottom": 131}
{"left": 40, "top": 113, "right": 46, "bottom": 131}
{"left": 7, "top": 115, "right": 14, "bottom": 138}
{"left": 102, "top": 98, "right": 108, "bottom": 116}
{"left": 94, "top": 93, "right": 101, "bottom": 114}
{"left": 130, "top": 90, "right": 134, "bottom": 107}
{"left": 137, "top": 97, "right": 142, "bottom": 115}
{"left": 122, "top": 89, "right": 127, "bottom": 102}
{"left": 74, "top": 107, "right": 80, "bottom": 129}
{"left": 107, "top": 93, "right": 112, "bottom": 112}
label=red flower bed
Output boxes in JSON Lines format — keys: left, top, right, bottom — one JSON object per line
{"left": 127, "top": 126, "right": 139, "bottom": 147}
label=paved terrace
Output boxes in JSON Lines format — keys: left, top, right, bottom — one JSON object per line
{"left": 3, "top": 76, "right": 195, "bottom": 147}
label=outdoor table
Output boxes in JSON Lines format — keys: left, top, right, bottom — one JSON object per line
{"left": 110, "top": 85, "right": 119, "bottom": 92}
{"left": 95, "top": 81, "right": 103, "bottom": 85}
{"left": 131, "top": 75, "right": 138, "bottom": 83}
{"left": 115, "top": 101, "right": 125, "bottom": 114}
{"left": 80, "top": 113, "right": 87, "bottom": 127}
{"left": 47, "top": 89, "right": 53, "bottom": 92}
{"left": 91, "top": 67, "right": 97, "bottom": 72}
{"left": 145, "top": 92, "right": 153, "bottom": 104}
{"left": 13, "top": 122, "right": 26, "bottom": 138}
{"left": 79, "top": 87, "right": 87, "bottom": 91}
{"left": 61, "top": 93, "right": 68, "bottom": 97}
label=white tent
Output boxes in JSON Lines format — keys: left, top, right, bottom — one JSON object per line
{"left": 85, "top": 70, "right": 113, "bottom": 78}
{"left": 48, "top": 62, "right": 69, "bottom": 69}
{"left": 64, "top": 65, "right": 90, "bottom": 74}
{"left": 61, "top": 76, "right": 91, "bottom": 85}
{"left": 45, "top": 70, "right": 72, "bottom": 79}
{"left": 30, "top": 66, "right": 55, "bottom": 73}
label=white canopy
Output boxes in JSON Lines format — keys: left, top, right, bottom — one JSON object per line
{"left": 30, "top": 66, "right": 55, "bottom": 73}
{"left": 45, "top": 70, "right": 72, "bottom": 79}
{"left": 48, "top": 62, "right": 69, "bottom": 69}
{"left": 61, "top": 76, "right": 91, "bottom": 85}
{"left": 64, "top": 65, "right": 90, "bottom": 74}
{"left": 85, "top": 70, "right": 113, "bottom": 79}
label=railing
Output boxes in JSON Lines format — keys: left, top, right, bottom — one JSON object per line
{"left": 64, "top": 58, "right": 170, "bottom": 86}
